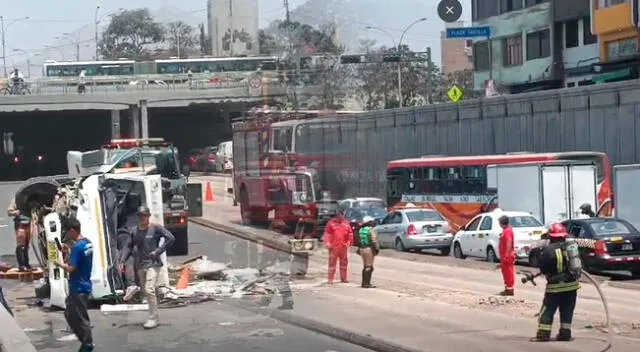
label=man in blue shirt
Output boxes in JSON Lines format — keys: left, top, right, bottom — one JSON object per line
{"left": 54, "top": 217, "right": 94, "bottom": 352}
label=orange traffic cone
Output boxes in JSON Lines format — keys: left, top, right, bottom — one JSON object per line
{"left": 204, "top": 181, "right": 215, "bottom": 203}
{"left": 175, "top": 267, "right": 191, "bottom": 289}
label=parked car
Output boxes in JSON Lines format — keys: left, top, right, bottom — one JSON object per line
{"left": 452, "top": 209, "right": 546, "bottom": 263}
{"left": 528, "top": 218, "right": 640, "bottom": 277}
{"left": 338, "top": 197, "right": 386, "bottom": 213}
{"left": 375, "top": 207, "right": 452, "bottom": 254}
{"left": 192, "top": 146, "right": 218, "bottom": 172}
{"left": 344, "top": 206, "right": 389, "bottom": 244}
{"left": 185, "top": 148, "right": 203, "bottom": 171}
{"left": 215, "top": 140, "right": 233, "bottom": 172}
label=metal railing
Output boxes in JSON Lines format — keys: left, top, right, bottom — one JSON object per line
{"left": 0, "top": 69, "right": 343, "bottom": 96}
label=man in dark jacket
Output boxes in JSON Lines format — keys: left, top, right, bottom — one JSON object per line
{"left": 118, "top": 206, "right": 174, "bottom": 330}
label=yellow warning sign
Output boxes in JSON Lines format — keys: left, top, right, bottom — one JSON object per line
{"left": 447, "top": 85, "right": 464, "bottom": 103}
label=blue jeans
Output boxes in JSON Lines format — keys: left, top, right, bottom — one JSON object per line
{"left": 0, "top": 285, "right": 13, "bottom": 316}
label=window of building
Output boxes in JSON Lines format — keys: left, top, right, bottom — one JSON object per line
{"left": 607, "top": 38, "right": 638, "bottom": 60}
{"left": 473, "top": 41, "right": 491, "bottom": 71}
{"left": 503, "top": 35, "right": 523, "bottom": 66}
{"left": 565, "top": 20, "right": 579, "bottom": 48}
{"left": 583, "top": 17, "right": 597, "bottom": 45}
{"left": 473, "top": 0, "right": 500, "bottom": 21}
{"left": 603, "top": 0, "right": 628, "bottom": 7}
{"left": 501, "top": 0, "right": 524, "bottom": 13}
{"left": 465, "top": 39, "right": 473, "bottom": 48}
{"left": 525, "top": 0, "right": 546, "bottom": 7}
{"left": 526, "top": 29, "right": 551, "bottom": 60}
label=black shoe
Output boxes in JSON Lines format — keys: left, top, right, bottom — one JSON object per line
{"left": 277, "top": 302, "right": 294, "bottom": 310}
{"left": 530, "top": 331, "right": 551, "bottom": 342}
{"left": 361, "top": 284, "right": 376, "bottom": 288}
{"left": 18, "top": 267, "right": 27, "bottom": 272}
{"left": 78, "top": 344, "right": 94, "bottom": 352}
{"left": 556, "top": 328, "right": 572, "bottom": 341}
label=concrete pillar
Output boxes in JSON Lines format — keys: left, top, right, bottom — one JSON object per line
{"left": 129, "top": 104, "right": 140, "bottom": 138}
{"left": 110, "top": 110, "right": 121, "bottom": 139}
{"left": 139, "top": 100, "right": 149, "bottom": 138}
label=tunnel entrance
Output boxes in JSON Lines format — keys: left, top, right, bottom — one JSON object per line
{"left": 0, "top": 110, "right": 111, "bottom": 181}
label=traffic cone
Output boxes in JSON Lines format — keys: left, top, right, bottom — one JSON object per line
{"left": 204, "top": 181, "right": 215, "bottom": 203}
{"left": 175, "top": 267, "right": 191, "bottom": 290}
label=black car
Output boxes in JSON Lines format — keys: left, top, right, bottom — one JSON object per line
{"left": 528, "top": 218, "right": 640, "bottom": 277}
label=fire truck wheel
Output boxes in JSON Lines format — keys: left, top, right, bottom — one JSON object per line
{"left": 240, "top": 187, "right": 252, "bottom": 224}
{"left": 167, "top": 229, "right": 188, "bottom": 256}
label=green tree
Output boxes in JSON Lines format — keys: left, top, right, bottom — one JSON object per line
{"left": 98, "top": 8, "right": 164, "bottom": 60}
{"left": 198, "top": 23, "right": 212, "bottom": 56}
{"left": 165, "top": 21, "right": 196, "bottom": 58}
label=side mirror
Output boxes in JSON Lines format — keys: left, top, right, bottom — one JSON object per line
{"left": 182, "top": 165, "right": 190, "bottom": 177}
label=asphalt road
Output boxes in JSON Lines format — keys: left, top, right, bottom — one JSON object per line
{"left": 5, "top": 222, "right": 371, "bottom": 352}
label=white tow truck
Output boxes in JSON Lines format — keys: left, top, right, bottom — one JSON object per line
{"left": 612, "top": 164, "right": 640, "bottom": 228}
{"left": 14, "top": 148, "right": 202, "bottom": 309}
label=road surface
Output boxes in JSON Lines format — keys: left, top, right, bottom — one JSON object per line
{"left": 4, "top": 222, "right": 373, "bottom": 352}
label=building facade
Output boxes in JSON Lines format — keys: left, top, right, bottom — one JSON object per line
{"left": 590, "top": 0, "right": 640, "bottom": 82}
{"left": 207, "top": 0, "right": 259, "bottom": 57}
{"left": 440, "top": 21, "right": 474, "bottom": 74}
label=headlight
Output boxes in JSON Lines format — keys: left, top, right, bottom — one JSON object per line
{"left": 299, "top": 193, "right": 308, "bottom": 202}
{"left": 304, "top": 241, "right": 314, "bottom": 250}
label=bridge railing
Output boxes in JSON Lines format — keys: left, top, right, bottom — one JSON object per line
{"left": 1, "top": 69, "right": 348, "bottom": 95}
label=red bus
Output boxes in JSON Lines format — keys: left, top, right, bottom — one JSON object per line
{"left": 386, "top": 152, "right": 612, "bottom": 230}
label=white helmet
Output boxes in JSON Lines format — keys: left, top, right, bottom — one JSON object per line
{"left": 362, "top": 216, "right": 375, "bottom": 224}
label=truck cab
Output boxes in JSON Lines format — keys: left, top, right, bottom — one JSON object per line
{"left": 67, "top": 141, "right": 202, "bottom": 256}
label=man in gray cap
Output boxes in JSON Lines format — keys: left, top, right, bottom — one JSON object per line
{"left": 118, "top": 205, "right": 175, "bottom": 329}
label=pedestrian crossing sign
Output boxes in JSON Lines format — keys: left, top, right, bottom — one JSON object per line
{"left": 447, "top": 85, "right": 464, "bottom": 103}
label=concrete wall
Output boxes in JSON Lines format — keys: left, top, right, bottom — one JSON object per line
{"left": 473, "top": 2, "right": 553, "bottom": 90}
{"left": 300, "top": 79, "right": 640, "bottom": 199}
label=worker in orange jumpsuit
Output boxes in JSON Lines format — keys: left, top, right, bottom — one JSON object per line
{"left": 323, "top": 210, "right": 353, "bottom": 284}
{"left": 498, "top": 215, "right": 516, "bottom": 296}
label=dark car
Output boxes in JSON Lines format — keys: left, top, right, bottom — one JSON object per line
{"left": 528, "top": 218, "right": 640, "bottom": 277}
{"left": 194, "top": 146, "right": 218, "bottom": 172}
{"left": 344, "top": 207, "right": 389, "bottom": 245}
{"left": 0, "top": 149, "right": 47, "bottom": 181}
{"left": 185, "top": 148, "right": 203, "bottom": 171}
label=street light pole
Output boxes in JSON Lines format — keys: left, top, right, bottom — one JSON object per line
{"left": 366, "top": 17, "right": 426, "bottom": 108}
{"left": 397, "top": 17, "right": 427, "bottom": 107}
{"left": 1, "top": 16, "right": 29, "bottom": 77}
{"left": 95, "top": 6, "right": 101, "bottom": 60}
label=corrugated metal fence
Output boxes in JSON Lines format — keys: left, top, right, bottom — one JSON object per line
{"left": 299, "top": 80, "right": 640, "bottom": 199}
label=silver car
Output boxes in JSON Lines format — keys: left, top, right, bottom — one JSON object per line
{"left": 375, "top": 208, "right": 453, "bottom": 255}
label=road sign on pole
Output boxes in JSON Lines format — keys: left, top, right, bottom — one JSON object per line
{"left": 447, "top": 85, "right": 464, "bottom": 103}
{"left": 446, "top": 26, "right": 491, "bottom": 38}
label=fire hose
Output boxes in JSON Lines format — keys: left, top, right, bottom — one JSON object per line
{"left": 521, "top": 270, "right": 612, "bottom": 352}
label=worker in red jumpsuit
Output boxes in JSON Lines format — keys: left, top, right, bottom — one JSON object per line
{"left": 323, "top": 210, "right": 353, "bottom": 284}
{"left": 498, "top": 215, "right": 516, "bottom": 296}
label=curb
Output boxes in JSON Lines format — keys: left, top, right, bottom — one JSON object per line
{"left": 269, "top": 309, "right": 424, "bottom": 352}
{"left": 0, "top": 305, "right": 37, "bottom": 352}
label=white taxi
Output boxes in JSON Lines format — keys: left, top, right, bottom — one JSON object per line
{"left": 451, "top": 209, "right": 546, "bottom": 263}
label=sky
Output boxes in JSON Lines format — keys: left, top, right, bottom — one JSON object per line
{"left": 2, "top": 0, "right": 471, "bottom": 76}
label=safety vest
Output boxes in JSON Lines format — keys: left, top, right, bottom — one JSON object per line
{"left": 545, "top": 245, "right": 580, "bottom": 293}
{"left": 358, "top": 226, "right": 373, "bottom": 247}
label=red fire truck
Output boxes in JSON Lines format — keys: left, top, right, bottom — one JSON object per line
{"left": 231, "top": 109, "right": 362, "bottom": 233}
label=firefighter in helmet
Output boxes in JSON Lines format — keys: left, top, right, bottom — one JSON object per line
{"left": 531, "top": 222, "right": 581, "bottom": 342}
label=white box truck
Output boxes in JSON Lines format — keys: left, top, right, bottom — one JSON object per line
{"left": 613, "top": 164, "right": 640, "bottom": 229}
{"left": 488, "top": 161, "right": 597, "bottom": 224}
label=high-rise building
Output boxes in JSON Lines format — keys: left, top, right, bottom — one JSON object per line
{"left": 207, "top": 0, "right": 259, "bottom": 57}
{"left": 440, "top": 21, "right": 473, "bottom": 74}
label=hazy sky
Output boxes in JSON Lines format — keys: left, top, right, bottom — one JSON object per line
{"left": 2, "top": 0, "right": 470, "bottom": 72}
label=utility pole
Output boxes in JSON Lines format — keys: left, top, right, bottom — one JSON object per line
{"left": 228, "top": 0, "right": 234, "bottom": 56}
{"left": 426, "top": 47, "right": 433, "bottom": 104}
{"left": 1, "top": 16, "right": 6, "bottom": 77}
{"left": 284, "top": 0, "right": 290, "bottom": 22}
{"left": 94, "top": 6, "right": 100, "bottom": 60}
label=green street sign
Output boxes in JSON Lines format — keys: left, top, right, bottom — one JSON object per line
{"left": 447, "top": 85, "right": 464, "bottom": 103}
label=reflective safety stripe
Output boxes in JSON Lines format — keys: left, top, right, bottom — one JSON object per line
{"left": 560, "top": 323, "right": 572, "bottom": 329}
{"left": 546, "top": 281, "right": 580, "bottom": 293}
{"left": 537, "top": 323, "right": 552, "bottom": 331}
{"left": 555, "top": 248, "right": 564, "bottom": 273}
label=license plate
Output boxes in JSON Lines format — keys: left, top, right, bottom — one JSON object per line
{"left": 47, "top": 241, "right": 58, "bottom": 262}
{"left": 621, "top": 244, "right": 633, "bottom": 251}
